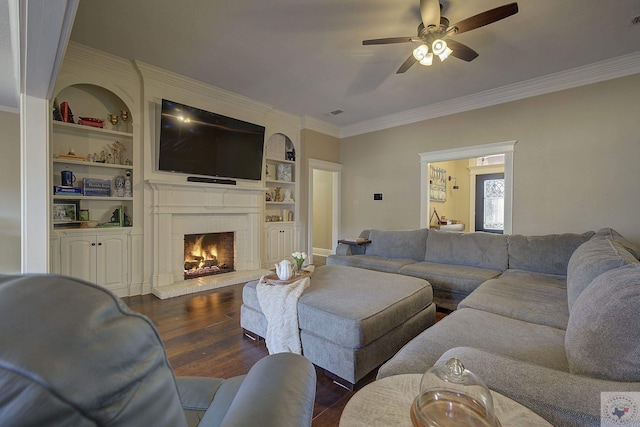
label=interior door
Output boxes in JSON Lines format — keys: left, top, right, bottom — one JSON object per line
{"left": 475, "top": 173, "right": 505, "bottom": 233}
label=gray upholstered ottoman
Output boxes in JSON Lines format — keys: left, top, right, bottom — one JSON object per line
{"left": 240, "top": 265, "right": 435, "bottom": 388}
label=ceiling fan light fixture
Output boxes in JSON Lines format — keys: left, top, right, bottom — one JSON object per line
{"left": 438, "top": 47, "right": 453, "bottom": 62}
{"left": 419, "top": 53, "right": 434, "bottom": 66}
{"left": 431, "top": 39, "right": 447, "bottom": 56}
{"left": 412, "top": 44, "right": 429, "bottom": 61}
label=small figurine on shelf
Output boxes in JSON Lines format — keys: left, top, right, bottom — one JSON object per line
{"left": 52, "top": 98, "right": 63, "bottom": 121}
{"left": 120, "top": 110, "right": 129, "bottom": 132}
{"left": 114, "top": 175, "right": 125, "bottom": 197}
{"left": 124, "top": 170, "right": 132, "bottom": 198}
{"left": 108, "top": 114, "right": 119, "bottom": 130}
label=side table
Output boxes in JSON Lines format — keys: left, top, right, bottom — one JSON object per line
{"left": 339, "top": 374, "right": 552, "bottom": 427}
{"left": 337, "top": 238, "right": 371, "bottom": 246}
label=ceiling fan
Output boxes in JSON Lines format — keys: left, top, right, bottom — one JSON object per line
{"left": 363, "top": 0, "right": 518, "bottom": 73}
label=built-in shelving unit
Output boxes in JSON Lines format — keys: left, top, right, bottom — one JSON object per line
{"left": 50, "top": 83, "right": 136, "bottom": 295}
{"left": 263, "top": 133, "right": 297, "bottom": 267}
{"left": 52, "top": 112, "right": 134, "bottom": 228}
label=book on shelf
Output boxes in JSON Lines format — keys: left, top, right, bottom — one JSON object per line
{"left": 54, "top": 186, "right": 83, "bottom": 195}
{"left": 78, "top": 117, "right": 104, "bottom": 128}
{"left": 83, "top": 178, "right": 111, "bottom": 197}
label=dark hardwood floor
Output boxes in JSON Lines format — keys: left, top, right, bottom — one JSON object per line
{"left": 122, "top": 272, "right": 447, "bottom": 426}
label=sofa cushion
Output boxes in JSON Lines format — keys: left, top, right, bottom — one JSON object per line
{"left": 592, "top": 227, "right": 639, "bottom": 260}
{"left": 565, "top": 263, "right": 640, "bottom": 382}
{"left": 326, "top": 254, "right": 416, "bottom": 273}
{"left": 567, "top": 238, "right": 638, "bottom": 312}
{"left": 366, "top": 229, "right": 428, "bottom": 261}
{"left": 458, "top": 269, "right": 569, "bottom": 329}
{"left": 508, "top": 231, "right": 594, "bottom": 275}
{"left": 399, "top": 261, "right": 502, "bottom": 295}
{"left": 424, "top": 230, "right": 508, "bottom": 271}
{"left": 377, "top": 307, "right": 569, "bottom": 379}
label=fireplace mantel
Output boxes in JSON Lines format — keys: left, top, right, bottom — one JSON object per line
{"left": 146, "top": 179, "right": 269, "bottom": 298}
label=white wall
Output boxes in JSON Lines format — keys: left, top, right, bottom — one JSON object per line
{"left": 0, "top": 110, "right": 21, "bottom": 273}
{"left": 341, "top": 74, "right": 640, "bottom": 246}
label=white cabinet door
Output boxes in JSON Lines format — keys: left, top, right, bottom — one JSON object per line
{"left": 264, "top": 225, "right": 295, "bottom": 266}
{"left": 281, "top": 226, "right": 294, "bottom": 259}
{"left": 60, "top": 236, "right": 97, "bottom": 283}
{"left": 60, "top": 234, "right": 128, "bottom": 292}
{"left": 265, "top": 227, "right": 283, "bottom": 265}
{"left": 96, "top": 234, "right": 128, "bottom": 290}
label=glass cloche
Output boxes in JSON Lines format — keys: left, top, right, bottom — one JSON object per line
{"left": 410, "top": 358, "right": 501, "bottom": 427}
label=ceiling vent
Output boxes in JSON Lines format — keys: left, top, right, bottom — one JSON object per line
{"left": 329, "top": 109, "right": 344, "bottom": 116}
{"left": 631, "top": 15, "right": 640, "bottom": 26}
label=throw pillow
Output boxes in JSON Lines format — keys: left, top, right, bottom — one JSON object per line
{"left": 565, "top": 263, "right": 640, "bottom": 382}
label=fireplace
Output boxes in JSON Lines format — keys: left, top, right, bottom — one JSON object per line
{"left": 183, "top": 232, "right": 235, "bottom": 279}
{"left": 148, "top": 179, "right": 268, "bottom": 299}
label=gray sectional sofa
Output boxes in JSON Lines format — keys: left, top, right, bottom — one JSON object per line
{"left": 329, "top": 228, "right": 594, "bottom": 311}
{"left": 328, "top": 227, "right": 640, "bottom": 426}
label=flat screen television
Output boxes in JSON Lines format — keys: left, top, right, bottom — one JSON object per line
{"left": 158, "top": 99, "right": 265, "bottom": 181}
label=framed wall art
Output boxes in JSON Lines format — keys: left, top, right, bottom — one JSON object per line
{"left": 429, "top": 166, "right": 446, "bottom": 202}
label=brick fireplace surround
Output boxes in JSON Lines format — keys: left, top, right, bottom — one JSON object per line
{"left": 147, "top": 180, "right": 269, "bottom": 299}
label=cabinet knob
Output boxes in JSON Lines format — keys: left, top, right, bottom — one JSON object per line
{"left": 91, "top": 243, "right": 96, "bottom": 246}
{"left": 98, "top": 242, "right": 102, "bottom": 246}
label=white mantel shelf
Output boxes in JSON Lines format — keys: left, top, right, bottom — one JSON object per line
{"left": 146, "top": 179, "right": 267, "bottom": 193}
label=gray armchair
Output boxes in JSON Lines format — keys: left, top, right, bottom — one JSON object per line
{"left": 0, "top": 274, "right": 316, "bottom": 426}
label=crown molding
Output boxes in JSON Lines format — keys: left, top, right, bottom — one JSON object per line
{"left": 340, "top": 51, "right": 640, "bottom": 138}
{"left": 64, "top": 42, "right": 138, "bottom": 81}
{"left": 301, "top": 115, "right": 341, "bottom": 138}
{"left": 135, "top": 61, "right": 274, "bottom": 118}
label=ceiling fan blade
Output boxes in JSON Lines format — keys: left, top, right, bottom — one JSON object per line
{"left": 446, "top": 40, "right": 479, "bottom": 62}
{"left": 396, "top": 55, "right": 418, "bottom": 74}
{"left": 420, "top": 0, "right": 441, "bottom": 27}
{"left": 450, "top": 2, "right": 518, "bottom": 35}
{"left": 363, "top": 37, "right": 415, "bottom": 45}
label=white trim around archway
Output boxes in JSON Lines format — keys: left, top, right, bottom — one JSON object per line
{"left": 419, "top": 141, "right": 516, "bottom": 234}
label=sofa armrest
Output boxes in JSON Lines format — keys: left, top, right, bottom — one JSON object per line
{"left": 336, "top": 243, "right": 365, "bottom": 256}
{"left": 217, "top": 353, "right": 316, "bottom": 427}
{"left": 436, "top": 347, "right": 640, "bottom": 427}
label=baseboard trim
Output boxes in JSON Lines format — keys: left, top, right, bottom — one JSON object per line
{"left": 313, "top": 247, "right": 332, "bottom": 257}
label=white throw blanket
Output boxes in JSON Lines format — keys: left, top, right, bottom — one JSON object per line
{"left": 256, "top": 275, "right": 310, "bottom": 355}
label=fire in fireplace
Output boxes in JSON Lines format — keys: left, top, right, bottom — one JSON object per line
{"left": 184, "top": 232, "right": 235, "bottom": 279}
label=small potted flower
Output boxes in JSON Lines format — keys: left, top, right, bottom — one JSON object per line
{"left": 291, "top": 251, "right": 307, "bottom": 275}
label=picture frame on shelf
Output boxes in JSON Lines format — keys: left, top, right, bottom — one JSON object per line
{"left": 53, "top": 200, "right": 80, "bottom": 224}
{"left": 277, "top": 163, "right": 292, "bottom": 182}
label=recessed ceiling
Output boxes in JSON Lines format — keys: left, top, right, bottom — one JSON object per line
{"left": 66, "top": 1, "right": 640, "bottom": 129}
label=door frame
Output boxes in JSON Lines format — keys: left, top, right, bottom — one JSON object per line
{"left": 307, "top": 159, "right": 342, "bottom": 264}
{"left": 419, "top": 141, "right": 516, "bottom": 234}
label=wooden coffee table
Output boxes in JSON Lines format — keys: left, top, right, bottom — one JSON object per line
{"left": 339, "top": 374, "right": 552, "bottom": 427}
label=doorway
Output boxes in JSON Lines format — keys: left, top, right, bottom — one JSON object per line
{"left": 308, "top": 159, "right": 342, "bottom": 265}
{"left": 419, "top": 141, "right": 515, "bottom": 233}
{"left": 475, "top": 173, "right": 505, "bottom": 233}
